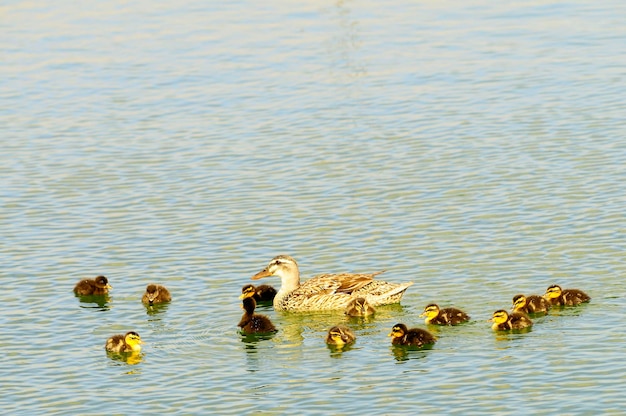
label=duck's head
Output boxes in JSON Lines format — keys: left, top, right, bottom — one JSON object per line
{"left": 512, "top": 294, "right": 527, "bottom": 310}
{"left": 252, "top": 255, "right": 299, "bottom": 282}
{"left": 124, "top": 331, "right": 143, "bottom": 352}
{"left": 388, "top": 323, "right": 408, "bottom": 338}
{"left": 327, "top": 326, "right": 354, "bottom": 346}
{"left": 545, "top": 285, "right": 562, "bottom": 299}
{"left": 144, "top": 284, "right": 161, "bottom": 303}
{"left": 95, "top": 275, "right": 112, "bottom": 290}
{"left": 490, "top": 310, "right": 510, "bottom": 325}
{"left": 240, "top": 284, "right": 256, "bottom": 299}
{"left": 419, "top": 304, "right": 440, "bottom": 319}
{"left": 241, "top": 296, "right": 257, "bottom": 314}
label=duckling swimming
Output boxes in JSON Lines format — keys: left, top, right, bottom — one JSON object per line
{"left": 388, "top": 323, "right": 436, "bottom": 347}
{"left": 105, "top": 331, "right": 143, "bottom": 353}
{"left": 512, "top": 294, "right": 551, "bottom": 315}
{"left": 241, "top": 283, "right": 277, "bottom": 303}
{"left": 74, "top": 275, "right": 112, "bottom": 296}
{"left": 238, "top": 292, "right": 277, "bottom": 334}
{"left": 544, "top": 284, "right": 590, "bottom": 306}
{"left": 490, "top": 310, "right": 533, "bottom": 331}
{"left": 344, "top": 297, "right": 376, "bottom": 317}
{"left": 142, "top": 284, "right": 172, "bottom": 305}
{"left": 420, "top": 303, "right": 470, "bottom": 325}
{"left": 325, "top": 325, "right": 356, "bottom": 346}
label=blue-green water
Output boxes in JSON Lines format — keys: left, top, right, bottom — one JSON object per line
{"left": 2, "top": 1, "right": 626, "bottom": 414}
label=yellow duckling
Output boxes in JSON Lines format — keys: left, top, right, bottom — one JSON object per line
{"left": 490, "top": 310, "right": 533, "bottom": 331}
{"left": 420, "top": 303, "right": 470, "bottom": 325}
{"left": 73, "top": 275, "right": 112, "bottom": 296}
{"left": 142, "top": 284, "right": 172, "bottom": 305}
{"left": 544, "top": 284, "right": 590, "bottom": 306}
{"left": 325, "top": 325, "right": 356, "bottom": 346}
{"left": 105, "top": 331, "right": 143, "bottom": 353}
{"left": 344, "top": 297, "right": 376, "bottom": 317}
{"left": 238, "top": 291, "right": 277, "bottom": 334}
{"left": 251, "top": 255, "right": 413, "bottom": 312}
{"left": 512, "top": 294, "right": 550, "bottom": 314}
{"left": 241, "top": 283, "right": 277, "bottom": 303}
{"left": 388, "top": 323, "right": 436, "bottom": 347}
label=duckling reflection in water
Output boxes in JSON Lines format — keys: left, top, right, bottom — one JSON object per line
{"left": 490, "top": 310, "right": 533, "bottom": 331}
{"left": 512, "top": 294, "right": 550, "bottom": 315}
{"left": 238, "top": 291, "right": 277, "bottom": 335}
{"left": 325, "top": 325, "right": 356, "bottom": 347}
{"left": 142, "top": 284, "right": 172, "bottom": 305}
{"left": 344, "top": 297, "right": 376, "bottom": 317}
{"left": 388, "top": 323, "right": 436, "bottom": 348}
{"left": 544, "top": 285, "right": 590, "bottom": 307}
{"left": 420, "top": 303, "right": 470, "bottom": 326}
{"left": 241, "top": 283, "right": 277, "bottom": 304}
{"left": 74, "top": 275, "right": 112, "bottom": 296}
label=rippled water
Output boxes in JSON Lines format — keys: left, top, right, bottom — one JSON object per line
{"left": 2, "top": 0, "right": 626, "bottom": 414}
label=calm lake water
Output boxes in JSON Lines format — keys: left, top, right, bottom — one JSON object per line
{"left": 2, "top": 0, "right": 626, "bottom": 414}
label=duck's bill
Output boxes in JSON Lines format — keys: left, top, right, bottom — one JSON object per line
{"left": 252, "top": 268, "right": 272, "bottom": 280}
{"left": 418, "top": 312, "right": 426, "bottom": 318}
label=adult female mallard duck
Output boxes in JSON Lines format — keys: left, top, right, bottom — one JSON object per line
{"left": 420, "top": 303, "right": 470, "bottom": 325}
{"left": 105, "top": 331, "right": 143, "bottom": 353}
{"left": 238, "top": 291, "right": 277, "bottom": 334}
{"left": 490, "top": 310, "right": 533, "bottom": 331}
{"left": 142, "top": 284, "right": 172, "bottom": 305}
{"left": 544, "top": 284, "right": 590, "bottom": 306}
{"left": 388, "top": 323, "right": 436, "bottom": 347}
{"left": 325, "top": 325, "right": 356, "bottom": 346}
{"left": 512, "top": 294, "right": 551, "bottom": 314}
{"left": 251, "top": 255, "right": 413, "bottom": 312}
{"left": 241, "top": 284, "right": 277, "bottom": 303}
{"left": 74, "top": 275, "right": 112, "bottom": 296}
{"left": 345, "top": 297, "right": 376, "bottom": 317}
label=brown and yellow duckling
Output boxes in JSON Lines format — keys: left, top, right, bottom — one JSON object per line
{"left": 544, "top": 284, "right": 590, "bottom": 306}
{"left": 105, "top": 331, "right": 143, "bottom": 353}
{"left": 74, "top": 275, "right": 112, "bottom": 296}
{"left": 490, "top": 310, "right": 533, "bottom": 331}
{"left": 388, "top": 323, "right": 436, "bottom": 347}
{"left": 241, "top": 283, "right": 277, "bottom": 303}
{"left": 325, "top": 325, "right": 356, "bottom": 347}
{"left": 142, "top": 284, "right": 172, "bottom": 305}
{"left": 512, "top": 294, "right": 551, "bottom": 315}
{"left": 420, "top": 303, "right": 470, "bottom": 325}
{"left": 344, "top": 297, "right": 376, "bottom": 317}
{"left": 238, "top": 291, "right": 277, "bottom": 334}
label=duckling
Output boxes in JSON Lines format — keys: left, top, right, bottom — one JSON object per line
{"left": 512, "top": 294, "right": 551, "bottom": 314}
{"left": 142, "top": 284, "right": 172, "bottom": 305}
{"left": 325, "top": 325, "right": 356, "bottom": 346}
{"left": 420, "top": 303, "right": 470, "bottom": 325}
{"left": 544, "top": 284, "right": 590, "bottom": 306}
{"left": 238, "top": 295, "right": 277, "bottom": 334}
{"left": 490, "top": 309, "right": 533, "bottom": 331}
{"left": 73, "top": 275, "right": 112, "bottom": 296}
{"left": 388, "top": 323, "right": 436, "bottom": 347}
{"left": 105, "top": 331, "right": 143, "bottom": 353}
{"left": 344, "top": 297, "right": 376, "bottom": 317}
{"left": 241, "top": 283, "right": 277, "bottom": 303}
{"left": 251, "top": 255, "right": 413, "bottom": 311}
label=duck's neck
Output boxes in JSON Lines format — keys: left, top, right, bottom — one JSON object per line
{"left": 273, "top": 269, "right": 300, "bottom": 309}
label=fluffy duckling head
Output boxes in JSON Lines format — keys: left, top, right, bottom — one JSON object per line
{"left": 388, "top": 323, "right": 409, "bottom": 339}
{"left": 544, "top": 285, "right": 562, "bottom": 299}
{"left": 326, "top": 325, "right": 356, "bottom": 346}
{"left": 240, "top": 284, "right": 257, "bottom": 300}
{"left": 95, "top": 276, "right": 111, "bottom": 290}
{"left": 490, "top": 310, "right": 510, "bottom": 325}
{"left": 512, "top": 294, "right": 527, "bottom": 311}
{"left": 345, "top": 297, "right": 375, "bottom": 317}
{"left": 144, "top": 284, "right": 160, "bottom": 303}
{"left": 124, "top": 331, "right": 143, "bottom": 352}
{"left": 419, "top": 304, "right": 441, "bottom": 320}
